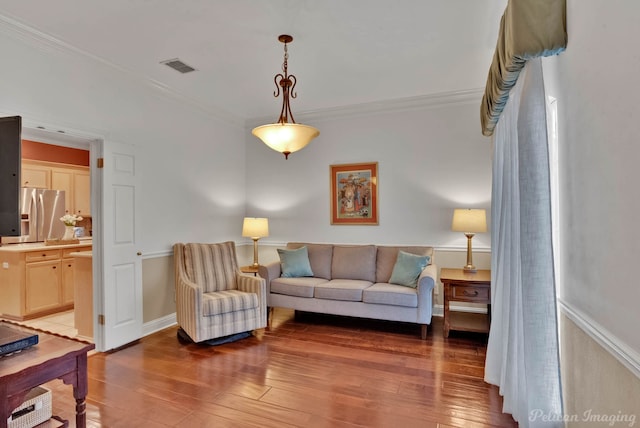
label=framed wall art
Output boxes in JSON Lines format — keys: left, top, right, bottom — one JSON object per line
{"left": 330, "top": 162, "right": 378, "bottom": 225}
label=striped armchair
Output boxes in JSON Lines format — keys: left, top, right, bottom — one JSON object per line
{"left": 173, "top": 241, "right": 267, "bottom": 343}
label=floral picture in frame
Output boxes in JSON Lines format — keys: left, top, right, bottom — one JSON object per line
{"left": 330, "top": 162, "right": 378, "bottom": 225}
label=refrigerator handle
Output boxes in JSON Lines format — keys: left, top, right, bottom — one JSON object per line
{"left": 37, "top": 191, "right": 44, "bottom": 241}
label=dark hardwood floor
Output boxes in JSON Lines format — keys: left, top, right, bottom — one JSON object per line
{"left": 45, "top": 309, "right": 517, "bottom": 427}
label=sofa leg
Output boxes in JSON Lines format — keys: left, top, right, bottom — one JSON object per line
{"left": 421, "top": 324, "right": 427, "bottom": 340}
{"left": 267, "top": 307, "right": 274, "bottom": 328}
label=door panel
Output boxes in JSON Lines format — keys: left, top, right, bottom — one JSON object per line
{"left": 101, "top": 141, "right": 142, "bottom": 350}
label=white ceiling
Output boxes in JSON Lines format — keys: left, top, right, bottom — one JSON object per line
{"left": 0, "top": 1, "right": 507, "bottom": 123}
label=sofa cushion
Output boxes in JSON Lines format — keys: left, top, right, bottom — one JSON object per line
{"left": 270, "top": 277, "right": 329, "bottom": 298}
{"left": 388, "top": 251, "right": 431, "bottom": 288}
{"left": 376, "top": 246, "right": 433, "bottom": 283}
{"left": 363, "top": 283, "right": 418, "bottom": 308}
{"left": 314, "top": 279, "right": 372, "bottom": 302}
{"left": 277, "top": 246, "right": 314, "bottom": 278}
{"left": 202, "top": 290, "right": 258, "bottom": 316}
{"left": 287, "top": 243, "right": 333, "bottom": 280}
{"left": 331, "top": 245, "right": 376, "bottom": 282}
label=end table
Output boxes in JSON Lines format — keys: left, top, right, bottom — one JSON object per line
{"left": 440, "top": 268, "right": 491, "bottom": 338}
{"left": 240, "top": 265, "right": 259, "bottom": 276}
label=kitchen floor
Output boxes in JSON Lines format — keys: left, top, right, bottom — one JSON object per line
{"left": 14, "top": 310, "right": 79, "bottom": 339}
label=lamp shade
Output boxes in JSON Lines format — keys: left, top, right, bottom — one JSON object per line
{"left": 252, "top": 123, "right": 319, "bottom": 157}
{"left": 451, "top": 209, "right": 487, "bottom": 233}
{"left": 242, "top": 217, "right": 269, "bottom": 239}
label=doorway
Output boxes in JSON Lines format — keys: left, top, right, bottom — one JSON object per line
{"left": 12, "top": 126, "right": 99, "bottom": 343}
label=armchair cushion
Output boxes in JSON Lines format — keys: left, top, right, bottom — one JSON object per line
{"left": 202, "top": 290, "right": 259, "bottom": 316}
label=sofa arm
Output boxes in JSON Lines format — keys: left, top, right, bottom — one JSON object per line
{"left": 258, "top": 261, "right": 281, "bottom": 290}
{"left": 237, "top": 273, "right": 268, "bottom": 327}
{"left": 416, "top": 263, "right": 437, "bottom": 305}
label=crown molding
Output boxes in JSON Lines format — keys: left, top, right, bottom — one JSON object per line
{"left": 246, "top": 88, "right": 485, "bottom": 129}
{"left": 0, "top": 13, "right": 245, "bottom": 128}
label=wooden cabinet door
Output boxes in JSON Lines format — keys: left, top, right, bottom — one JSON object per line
{"left": 74, "top": 171, "right": 90, "bottom": 216}
{"left": 22, "top": 163, "right": 51, "bottom": 188}
{"left": 61, "top": 258, "right": 75, "bottom": 305}
{"left": 51, "top": 169, "right": 74, "bottom": 214}
{"left": 25, "top": 260, "right": 61, "bottom": 314}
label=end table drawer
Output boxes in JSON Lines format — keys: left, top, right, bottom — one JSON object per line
{"left": 451, "top": 285, "right": 489, "bottom": 302}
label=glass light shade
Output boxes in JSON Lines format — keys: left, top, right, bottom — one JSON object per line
{"left": 451, "top": 209, "right": 487, "bottom": 233}
{"left": 242, "top": 217, "right": 269, "bottom": 239}
{"left": 252, "top": 123, "right": 319, "bottom": 156}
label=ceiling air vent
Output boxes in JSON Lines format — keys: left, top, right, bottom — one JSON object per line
{"left": 160, "top": 58, "right": 196, "bottom": 74}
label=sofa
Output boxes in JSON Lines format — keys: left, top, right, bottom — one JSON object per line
{"left": 258, "top": 242, "right": 437, "bottom": 339}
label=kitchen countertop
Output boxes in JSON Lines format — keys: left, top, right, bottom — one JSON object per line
{"left": 0, "top": 240, "right": 92, "bottom": 253}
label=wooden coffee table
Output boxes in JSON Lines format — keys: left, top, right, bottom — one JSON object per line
{"left": 0, "top": 321, "right": 95, "bottom": 428}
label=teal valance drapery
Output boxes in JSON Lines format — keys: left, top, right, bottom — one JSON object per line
{"left": 480, "top": 0, "right": 567, "bottom": 136}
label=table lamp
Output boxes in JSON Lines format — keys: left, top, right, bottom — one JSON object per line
{"left": 451, "top": 208, "right": 487, "bottom": 272}
{"left": 242, "top": 217, "right": 269, "bottom": 267}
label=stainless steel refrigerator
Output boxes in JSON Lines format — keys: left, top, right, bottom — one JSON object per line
{"left": 1, "top": 188, "right": 66, "bottom": 244}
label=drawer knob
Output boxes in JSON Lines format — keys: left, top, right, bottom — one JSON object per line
{"left": 463, "top": 290, "right": 479, "bottom": 297}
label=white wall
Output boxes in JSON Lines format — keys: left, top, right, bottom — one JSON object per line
{"left": 0, "top": 20, "right": 247, "bottom": 253}
{"left": 245, "top": 97, "right": 492, "bottom": 249}
{"left": 542, "top": 0, "right": 640, "bottom": 417}
{"left": 542, "top": 0, "right": 640, "bottom": 357}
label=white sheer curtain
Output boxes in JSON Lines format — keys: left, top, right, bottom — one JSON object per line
{"left": 484, "top": 58, "right": 563, "bottom": 427}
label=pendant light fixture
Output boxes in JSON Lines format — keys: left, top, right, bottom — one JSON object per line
{"left": 252, "top": 35, "right": 319, "bottom": 159}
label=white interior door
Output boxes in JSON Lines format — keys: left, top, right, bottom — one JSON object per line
{"left": 99, "top": 140, "right": 142, "bottom": 350}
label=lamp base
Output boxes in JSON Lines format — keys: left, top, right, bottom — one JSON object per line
{"left": 252, "top": 238, "right": 260, "bottom": 268}
{"left": 462, "top": 233, "right": 477, "bottom": 273}
{"left": 462, "top": 265, "right": 477, "bottom": 273}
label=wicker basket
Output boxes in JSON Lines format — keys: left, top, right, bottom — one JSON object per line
{"left": 9, "top": 386, "right": 52, "bottom": 428}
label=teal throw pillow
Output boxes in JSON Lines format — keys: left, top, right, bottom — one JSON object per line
{"left": 388, "top": 251, "right": 431, "bottom": 288}
{"left": 277, "top": 246, "right": 314, "bottom": 278}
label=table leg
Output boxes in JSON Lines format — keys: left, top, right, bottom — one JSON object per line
{"left": 443, "top": 283, "right": 450, "bottom": 338}
{"left": 0, "top": 381, "right": 8, "bottom": 428}
{"left": 73, "top": 353, "right": 89, "bottom": 428}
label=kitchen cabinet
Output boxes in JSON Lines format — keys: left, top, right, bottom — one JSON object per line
{"left": 51, "top": 168, "right": 73, "bottom": 213}
{"left": 73, "top": 170, "right": 91, "bottom": 216}
{"left": 21, "top": 162, "right": 51, "bottom": 188}
{"left": 62, "top": 257, "right": 76, "bottom": 306}
{"left": 23, "top": 160, "right": 91, "bottom": 216}
{"left": 0, "top": 242, "right": 92, "bottom": 320}
{"left": 70, "top": 250, "right": 93, "bottom": 340}
{"left": 25, "top": 259, "right": 61, "bottom": 314}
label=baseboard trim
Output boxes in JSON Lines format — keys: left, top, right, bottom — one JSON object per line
{"left": 143, "top": 313, "right": 177, "bottom": 338}
{"left": 559, "top": 299, "right": 640, "bottom": 379}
